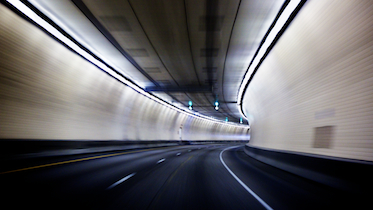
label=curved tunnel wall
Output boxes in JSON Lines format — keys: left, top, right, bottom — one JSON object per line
{"left": 242, "top": 1, "right": 373, "bottom": 161}
{"left": 0, "top": 4, "right": 249, "bottom": 141}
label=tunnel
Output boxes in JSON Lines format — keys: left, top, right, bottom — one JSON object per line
{"left": 0, "top": 0, "right": 372, "bottom": 209}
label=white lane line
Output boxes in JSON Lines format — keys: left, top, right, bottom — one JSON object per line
{"left": 176, "top": 153, "right": 181, "bottom": 156}
{"left": 107, "top": 173, "right": 136, "bottom": 190}
{"left": 157, "top": 158, "right": 166, "bottom": 164}
{"left": 220, "top": 146, "right": 273, "bottom": 210}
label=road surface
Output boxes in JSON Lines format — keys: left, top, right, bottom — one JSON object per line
{"left": 0, "top": 144, "right": 362, "bottom": 209}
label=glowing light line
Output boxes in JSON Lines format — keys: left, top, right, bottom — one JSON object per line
{"left": 237, "top": 0, "right": 302, "bottom": 119}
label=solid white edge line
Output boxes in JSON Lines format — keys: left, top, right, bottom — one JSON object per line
{"left": 107, "top": 172, "right": 136, "bottom": 190}
{"left": 220, "top": 146, "right": 273, "bottom": 210}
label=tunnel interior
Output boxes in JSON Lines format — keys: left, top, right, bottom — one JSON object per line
{"left": 1, "top": 0, "right": 373, "bottom": 209}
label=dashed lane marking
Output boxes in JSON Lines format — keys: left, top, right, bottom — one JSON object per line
{"left": 107, "top": 173, "right": 136, "bottom": 190}
{"left": 157, "top": 158, "right": 166, "bottom": 164}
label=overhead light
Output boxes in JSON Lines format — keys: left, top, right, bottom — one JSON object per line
{"left": 214, "top": 101, "right": 219, "bottom": 111}
{"left": 237, "top": 0, "right": 302, "bottom": 119}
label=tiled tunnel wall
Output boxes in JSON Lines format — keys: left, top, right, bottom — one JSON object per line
{"left": 242, "top": 0, "right": 373, "bottom": 161}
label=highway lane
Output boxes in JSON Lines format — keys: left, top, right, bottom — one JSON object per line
{"left": 0, "top": 144, "right": 363, "bottom": 209}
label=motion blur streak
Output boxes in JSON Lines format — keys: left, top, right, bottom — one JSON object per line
{"left": 7, "top": 0, "right": 247, "bottom": 127}
{"left": 0, "top": 2, "right": 249, "bottom": 140}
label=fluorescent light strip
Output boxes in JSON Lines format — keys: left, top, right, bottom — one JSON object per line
{"left": 28, "top": 0, "right": 136, "bottom": 84}
{"left": 237, "top": 0, "right": 301, "bottom": 119}
{"left": 7, "top": 0, "right": 247, "bottom": 128}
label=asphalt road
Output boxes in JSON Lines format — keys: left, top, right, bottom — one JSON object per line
{"left": 0, "top": 144, "right": 363, "bottom": 209}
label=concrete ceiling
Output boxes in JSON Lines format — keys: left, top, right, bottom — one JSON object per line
{"left": 29, "top": 0, "right": 284, "bottom": 124}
